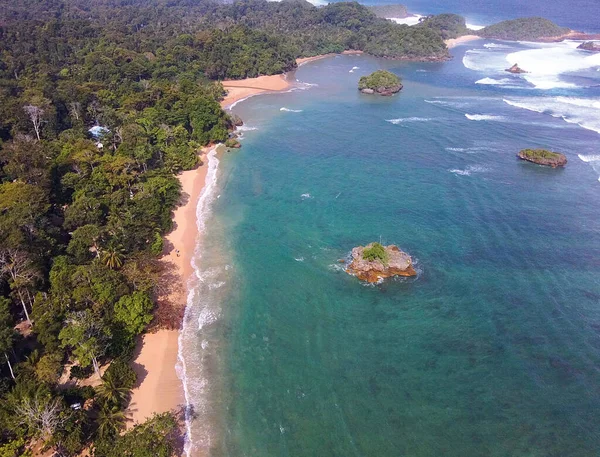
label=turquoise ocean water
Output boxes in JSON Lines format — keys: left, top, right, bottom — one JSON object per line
{"left": 179, "top": 34, "right": 600, "bottom": 457}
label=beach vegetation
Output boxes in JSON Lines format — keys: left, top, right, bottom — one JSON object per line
{"left": 362, "top": 243, "right": 390, "bottom": 264}
{"left": 113, "top": 292, "right": 154, "bottom": 337}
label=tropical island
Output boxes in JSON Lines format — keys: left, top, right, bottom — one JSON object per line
{"left": 359, "top": 70, "right": 403, "bottom": 96}
{"left": 345, "top": 243, "right": 417, "bottom": 283}
{"left": 518, "top": 149, "right": 568, "bottom": 168}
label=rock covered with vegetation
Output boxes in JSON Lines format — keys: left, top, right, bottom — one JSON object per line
{"left": 358, "top": 70, "right": 403, "bottom": 96}
{"left": 346, "top": 242, "right": 417, "bottom": 283}
{"left": 518, "top": 149, "right": 567, "bottom": 167}
{"left": 477, "top": 17, "right": 570, "bottom": 41}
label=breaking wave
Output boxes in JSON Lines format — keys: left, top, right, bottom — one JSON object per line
{"left": 475, "top": 77, "right": 519, "bottom": 87}
{"left": 280, "top": 107, "right": 303, "bottom": 113}
{"left": 386, "top": 117, "right": 432, "bottom": 124}
{"left": 449, "top": 165, "right": 489, "bottom": 176}
{"left": 503, "top": 97, "right": 600, "bottom": 134}
{"left": 578, "top": 154, "right": 600, "bottom": 163}
{"left": 465, "top": 114, "right": 506, "bottom": 121}
{"left": 177, "top": 146, "right": 223, "bottom": 457}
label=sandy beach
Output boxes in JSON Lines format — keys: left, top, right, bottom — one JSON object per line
{"left": 126, "top": 49, "right": 360, "bottom": 434}
{"left": 126, "top": 150, "right": 210, "bottom": 427}
{"left": 221, "top": 51, "right": 363, "bottom": 108}
{"left": 221, "top": 74, "right": 291, "bottom": 109}
{"left": 445, "top": 34, "right": 481, "bottom": 48}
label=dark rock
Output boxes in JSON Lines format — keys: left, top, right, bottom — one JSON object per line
{"left": 577, "top": 41, "right": 600, "bottom": 52}
{"left": 506, "top": 63, "right": 528, "bottom": 74}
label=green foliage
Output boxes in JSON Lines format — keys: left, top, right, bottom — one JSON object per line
{"left": 520, "top": 149, "right": 563, "bottom": 160}
{"left": 105, "top": 358, "right": 137, "bottom": 390}
{"left": 358, "top": 70, "right": 401, "bottom": 90}
{"left": 150, "top": 233, "right": 164, "bottom": 256}
{"left": 417, "top": 14, "right": 470, "bottom": 39}
{"left": 96, "top": 371, "right": 130, "bottom": 409}
{"left": 362, "top": 243, "right": 389, "bottom": 264}
{"left": 225, "top": 138, "right": 241, "bottom": 148}
{"left": 34, "top": 352, "right": 63, "bottom": 384}
{"left": 93, "top": 412, "right": 179, "bottom": 457}
{"left": 0, "top": 298, "right": 15, "bottom": 359}
{"left": 478, "top": 17, "right": 570, "bottom": 41}
{"left": 113, "top": 292, "right": 154, "bottom": 337}
{"left": 69, "top": 365, "right": 94, "bottom": 380}
{"left": 0, "top": 437, "right": 29, "bottom": 457}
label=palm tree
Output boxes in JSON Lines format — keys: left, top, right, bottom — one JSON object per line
{"left": 96, "top": 402, "right": 126, "bottom": 438}
{"left": 101, "top": 246, "right": 124, "bottom": 270}
{"left": 96, "top": 372, "right": 129, "bottom": 407}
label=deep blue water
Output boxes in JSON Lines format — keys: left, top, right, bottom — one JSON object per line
{"left": 182, "top": 24, "right": 600, "bottom": 457}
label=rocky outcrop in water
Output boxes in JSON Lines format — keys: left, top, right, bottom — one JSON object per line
{"left": 345, "top": 243, "right": 416, "bottom": 283}
{"left": 506, "top": 63, "right": 528, "bottom": 74}
{"left": 359, "top": 70, "right": 403, "bottom": 96}
{"left": 577, "top": 41, "right": 600, "bottom": 52}
{"left": 517, "top": 149, "right": 567, "bottom": 168}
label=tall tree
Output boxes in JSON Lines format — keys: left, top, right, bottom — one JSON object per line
{"left": 59, "top": 310, "right": 110, "bottom": 378}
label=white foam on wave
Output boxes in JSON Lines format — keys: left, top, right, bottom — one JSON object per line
{"left": 388, "top": 15, "right": 423, "bottom": 26}
{"left": 226, "top": 95, "right": 258, "bottom": 109}
{"left": 301, "top": 193, "right": 312, "bottom": 199}
{"left": 446, "top": 146, "right": 490, "bottom": 153}
{"left": 475, "top": 77, "right": 518, "bottom": 87}
{"left": 465, "top": 114, "right": 506, "bottom": 121}
{"left": 505, "top": 44, "right": 600, "bottom": 90}
{"left": 425, "top": 99, "right": 474, "bottom": 109}
{"left": 466, "top": 23, "right": 486, "bottom": 31}
{"left": 177, "top": 146, "right": 222, "bottom": 457}
{"left": 235, "top": 125, "right": 258, "bottom": 132}
{"left": 386, "top": 117, "right": 432, "bottom": 124}
{"left": 503, "top": 96, "right": 600, "bottom": 134}
{"left": 464, "top": 40, "right": 600, "bottom": 90}
{"left": 293, "top": 81, "right": 318, "bottom": 91}
{"left": 578, "top": 154, "right": 600, "bottom": 163}
{"left": 294, "top": 257, "right": 305, "bottom": 262}
{"left": 483, "top": 43, "right": 511, "bottom": 49}
{"left": 578, "top": 155, "right": 600, "bottom": 182}
{"left": 349, "top": 66, "right": 360, "bottom": 73}
{"left": 449, "top": 165, "right": 489, "bottom": 176}
{"left": 280, "top": 107, "right": 303, "bottom": 113}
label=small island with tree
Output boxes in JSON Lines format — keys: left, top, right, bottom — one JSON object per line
{"left": 345, "top": 242, "right": 417, "bottom": 283}
{"left": 358, "top": 70, "right": 403, "bottom": 96}
{"left": 518, "top": 148, "right": 567, "bottom": 168}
